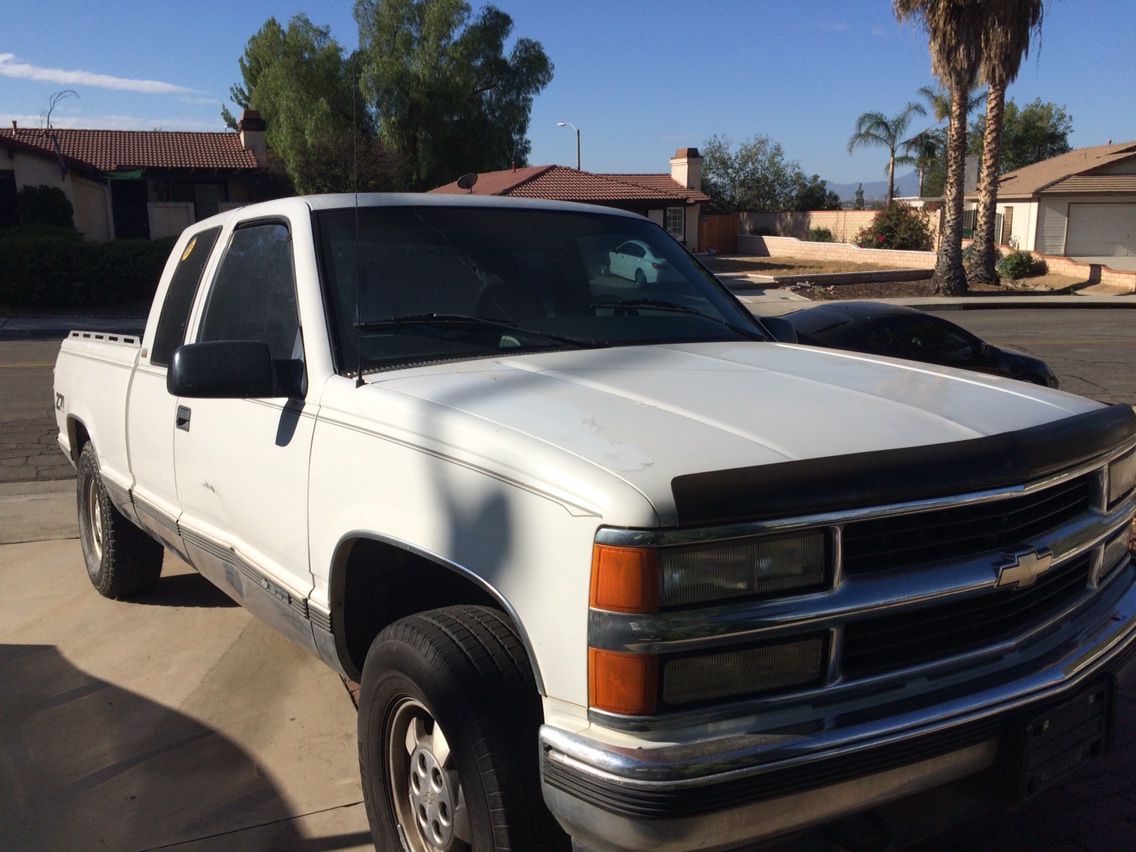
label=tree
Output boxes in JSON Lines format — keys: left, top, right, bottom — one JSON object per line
{"left": 853, "top": 184, "right": 865, "bottom": 210}
{"left": 969, "top": 98, "right": 1073, "bottom": 173}
{"left": 907, "top": 83, "right": 984, "bottom": 198}
{"left": 701, "top": 134, "right": 807, "bottom": 213}
{"left": 791, "top": 174, "right": 842, "bottom": 211}
{"left": 895, "top": 0, "right": 986, "bottom": 296}
{"left": 899, "top": 128, "right": 943, "bottom": 197}
{"left": 354, "top": 0, "right": 552, "bottom": 190}
{"left": 223, "top": 15, "right": 396, "bottom": 194}
{"left": 969, "top": 0, "right": 1044, "bottom": 286}
{"left": 847, "top": 102, "right": 927, "bottom": 206}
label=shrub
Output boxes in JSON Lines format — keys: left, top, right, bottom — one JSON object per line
{"left": 962, "top": 241, "right": 1002, "bottom": 270}
{"left": 17, "top": 185, "right": 75, "bottom": 230}
{"left": 853, "top": 203, "right": 933, "bottom": 251}
{"left": 805, "top": 227, "right": 834, "bottom": 243}
{"left": 995, "top": 249, "right": 1045, "bottom": 280}
{"left": 0, "top": 227, "right": 176, "bottom": 310}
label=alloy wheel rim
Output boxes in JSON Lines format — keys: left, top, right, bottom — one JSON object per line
{"left": 386, "top": 696, "right": 470, "bottom": 851}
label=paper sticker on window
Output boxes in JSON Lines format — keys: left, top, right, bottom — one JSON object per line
{"left": 181, "top": 236, "right": 197, "bottom": 262}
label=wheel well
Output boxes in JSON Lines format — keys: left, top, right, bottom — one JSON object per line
{"left": 69, "top": 418, "right": 91, "bottom": 463}
{"left": 337, "top": 537, "right": 505, "bottom": 679}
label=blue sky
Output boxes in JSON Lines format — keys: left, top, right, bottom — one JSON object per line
{"left": 3, "top": 0, "right": 1134, "bottom": 190}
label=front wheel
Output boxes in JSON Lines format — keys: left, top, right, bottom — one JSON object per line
{"left": 76, "top": 442, "right": 163, "bottom": 599}
{"left": 358, "top": 605, "right": 568, "bottom": 851}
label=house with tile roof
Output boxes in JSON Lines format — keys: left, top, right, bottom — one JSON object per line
{"left": 0, "top": 111, "right": 270, "bottom": 240}
{"left": 968, "top": 140, "right": 1136, "bottom": 258}
{"left": 431, "top": 148, "right": 710, "bottom": 250}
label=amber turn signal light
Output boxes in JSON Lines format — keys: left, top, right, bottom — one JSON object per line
{"left": 588, "top": 648, "right": 658, "bottom": 715}
{"left": 590, "top": 544, "right": 658, "bottom": 613}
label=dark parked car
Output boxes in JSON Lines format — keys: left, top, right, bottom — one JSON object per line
{"left": 774, "top": 301, "right": 1058, "bottom": 387}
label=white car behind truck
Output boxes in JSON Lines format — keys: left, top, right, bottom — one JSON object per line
{"left": 54, "top": 194, "right": 1136, "bottom": 851}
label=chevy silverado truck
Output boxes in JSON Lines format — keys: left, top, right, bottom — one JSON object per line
{"left": 55, "top": 194, "right": 1136, "bottom": 851}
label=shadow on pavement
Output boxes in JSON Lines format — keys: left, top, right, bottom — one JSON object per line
{"left": 133, "top": 567, "right": 240, "bottom": 609}
{"left": 0, "top": 644, "right": 370, "bottom": 851}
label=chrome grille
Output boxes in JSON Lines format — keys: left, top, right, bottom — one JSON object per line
{"left": 841, "top": 474, "right": 1096, "bottom": 575}
{"left": 842, "top": 554, "right": 1092, "bottom": 679}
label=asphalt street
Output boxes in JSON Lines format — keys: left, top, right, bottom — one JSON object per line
{"left": 2, "top": 303, "right": 1136, "bottom": 850}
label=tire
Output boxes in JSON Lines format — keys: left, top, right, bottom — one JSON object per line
{"left": 76, "top": 442, "right": 164, "bottom": 599}
{"left": 358, "top": 605, "right": 569, "bottom": 851}
{"left": 634, "top": 268, "right": 647, "bottom": 287}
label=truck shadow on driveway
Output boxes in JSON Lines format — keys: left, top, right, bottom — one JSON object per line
{"left": 133, "top": 564, "right": 240, "bottom": 608}
{"left": 0, "top": 644, "right": 369, "bottom": 851}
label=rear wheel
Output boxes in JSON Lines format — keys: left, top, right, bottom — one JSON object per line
{"left": 634, "top": 268, "right": 647, "bottom": 287}
{"left": 77, "top": 442, "right": 163, "bottom": 599}
{"left": 358, "top": 605, "right": 568, "bottom": 851}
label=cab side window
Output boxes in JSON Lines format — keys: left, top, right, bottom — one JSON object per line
{"left": 198, "top": 222, "right": 300, "bottom": 361}
{"left": 151, "top": 226, "right": 222, "bottom": 367}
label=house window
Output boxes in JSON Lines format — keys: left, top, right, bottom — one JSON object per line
{"left": 665, "top": 207, "right": 685, "bottom": 240}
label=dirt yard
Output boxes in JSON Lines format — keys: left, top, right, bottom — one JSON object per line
{"left": 701, "top": 256, "right": 1094, "bottom": 301}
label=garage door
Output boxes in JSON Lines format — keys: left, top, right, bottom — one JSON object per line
{"left": 1065, "top": 203, "right": 1136, "bottom": 256}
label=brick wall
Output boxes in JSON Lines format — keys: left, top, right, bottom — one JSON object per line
{"left": 1032, "top": 252, "right": 1136, "bottom": 292}
{"left": 737, "top": 235, "right": 936, "bottom": 268}
{"left": 740, "top": 208, "right": 942, "bottom": 245}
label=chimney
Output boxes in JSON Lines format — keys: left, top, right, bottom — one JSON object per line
{"left": 670, "top": 147, "right": 703, "bottom": 191}
{"left": 237, "top": 109, "right": 268, "bottom": 166}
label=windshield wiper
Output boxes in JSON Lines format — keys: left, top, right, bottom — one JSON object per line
{"left": 589, "top": 299, "right": 767, "bottom": 340}
{"left": 357, "top": 314, "right": 592, "bottom": 347}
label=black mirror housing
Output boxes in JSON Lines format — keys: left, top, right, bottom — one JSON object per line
{"left": 167, "top": 341, "right": 304, "bottom": 399}
{"left": 758, "top": 315, "right": 799, "bottom": 344}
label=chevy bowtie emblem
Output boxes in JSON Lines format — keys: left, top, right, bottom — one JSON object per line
{"left": 995, "top": 547, "right": 1054, "bottom": 589}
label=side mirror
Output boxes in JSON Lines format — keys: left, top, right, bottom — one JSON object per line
{"left": 758, "top": 315, "right": 799, "bottom": 344}
{"left": 168, "top": 341, "right": 305, "bottom": 399}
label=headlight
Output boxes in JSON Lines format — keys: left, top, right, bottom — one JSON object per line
{"left": 662, "top": 637, "right": 826, "bottom": 706}
{"left": 589, "top": 532, "right": 830, "bottom": 715}
{"left": 659, "top": 532, "right": 827, "bottom": 607}
{"left": 1100, "top": 528, "right": 1133, "bottom": 585}
{"left": 1108, "top": 449, "right": 1136, "bottom": 508}
{"left": 590, "top": 532, "right": 827, "bottom": 614}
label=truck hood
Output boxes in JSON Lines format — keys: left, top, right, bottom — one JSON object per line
{"left": 366, "top": 342, "right": 1101, "bottom": 526}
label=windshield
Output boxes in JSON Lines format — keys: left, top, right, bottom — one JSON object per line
{"left": 315, "top": 204, "right": 765, "bottom": 374}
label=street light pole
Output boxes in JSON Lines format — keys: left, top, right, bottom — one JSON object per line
{"left": 556, "top": 121, "right": 580, "bottom": 170}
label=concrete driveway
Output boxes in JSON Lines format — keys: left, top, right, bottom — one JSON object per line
{"left": 0, "top": 485, "right": 373, "bottom": 851}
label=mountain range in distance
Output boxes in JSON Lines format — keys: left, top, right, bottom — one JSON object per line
{"left": 825, "top": 170, "right": 920, "bottom": 202}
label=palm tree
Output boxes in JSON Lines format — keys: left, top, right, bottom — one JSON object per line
{"left": 847, "top": 102, "right": 927, "bottom": 206}
{"left": 894, "top": 0, "right": 986, "bottom": 296}
{"left": 903, "top": 84, "right": 983, "bottom": 198}
{"left": 969, "top": 0, "right": 1044, "bottom": 285}
{"left": 899, "top": 129, "right": 942, "bottom": 197}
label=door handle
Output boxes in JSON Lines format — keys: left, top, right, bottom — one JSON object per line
{"left": 176, "top": 405, "right": 191, "bottom": 431}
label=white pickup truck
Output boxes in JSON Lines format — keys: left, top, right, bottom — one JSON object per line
{"left": 55, "top": 194, "right": 1136, "bottom": 851}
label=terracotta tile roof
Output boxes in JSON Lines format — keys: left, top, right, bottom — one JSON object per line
{"left": 607, "top": 173, "right": 708, "bottom": 203}
{"left": 0, "top": 130, "right": 94, "bottom": 172}
{"left": 431, "top": 164, "right": 708, "bottom": 204}
{"left": 0, "top": 127, "right": 260, "bottom": 172}
{"left": 983, "top": 140, "right": 1136, "bottom": 198}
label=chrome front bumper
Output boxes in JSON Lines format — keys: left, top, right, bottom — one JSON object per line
{"left": 541, "top": 569, "right": 1136, "bottom": 852}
